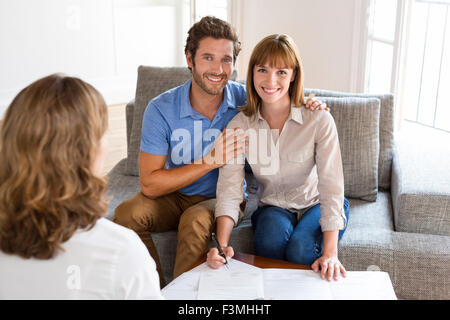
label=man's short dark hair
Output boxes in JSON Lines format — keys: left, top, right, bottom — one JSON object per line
{"left": 185, "top": 16, "right": 241, "bottom": 70}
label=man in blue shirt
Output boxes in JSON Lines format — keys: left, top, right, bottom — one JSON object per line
{"left": 113, "top": 16, "right": 325, "bottom": 287}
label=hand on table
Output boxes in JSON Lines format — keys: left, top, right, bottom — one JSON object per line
{"left": 311, "top": 254, "right": 347, "bottom": 281}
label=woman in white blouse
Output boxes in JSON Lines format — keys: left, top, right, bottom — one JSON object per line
{"left": 207, "top": 34, "right": 350, "bottom": 281}
{"left": 0, "top": 74, "right": 162, "bottom": 299}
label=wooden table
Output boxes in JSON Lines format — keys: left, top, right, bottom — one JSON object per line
{"left": 191, "top": 252, "right": 310, "bottom": 270}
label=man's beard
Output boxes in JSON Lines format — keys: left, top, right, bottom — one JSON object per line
{"left": 191, "top": 66, "right": 228, "bottom": 96}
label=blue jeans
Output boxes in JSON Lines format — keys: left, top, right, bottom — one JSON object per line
{"left": 251, "top": 198, "right": 350, "bottom": 266}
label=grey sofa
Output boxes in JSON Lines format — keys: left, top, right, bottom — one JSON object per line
{"left": 106, "top": 66, "right": 450, "bottom": 300}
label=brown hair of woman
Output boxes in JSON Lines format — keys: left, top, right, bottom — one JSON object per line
{"left": 0, "top": 73, "right": 109, "bottom": 259}
{"left": 241, "top": 34, "right": 305, "bottom": 117}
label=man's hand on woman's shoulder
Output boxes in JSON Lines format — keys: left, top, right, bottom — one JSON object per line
{"left": 305, "top": 94, "right": 330, "bottom": 112}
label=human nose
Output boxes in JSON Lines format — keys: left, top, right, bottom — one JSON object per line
{"left": 267, "top": 71, "right": 277, "bottom": 85}
{"left": 211, "top": 61, "right": 224, "bottom": 74}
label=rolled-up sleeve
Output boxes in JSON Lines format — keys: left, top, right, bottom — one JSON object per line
{"left": 314, "top": 112, "right": 347, "bottom": 231}
{"left": 215, "top": 115, "right": 246, "bottom": 226}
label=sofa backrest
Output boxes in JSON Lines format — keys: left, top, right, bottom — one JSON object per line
{"left": 304, "top": 88, "right": 395, "bottom": 191}
{"left": 125, "top": 66, "right": 394, "bottom": 196}
{"left": 125, "top": 66, "right": 192, "bottom": 176}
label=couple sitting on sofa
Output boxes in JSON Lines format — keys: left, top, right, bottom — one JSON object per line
{"left": 0, "top": 16, "right": 348, "bottom": 299}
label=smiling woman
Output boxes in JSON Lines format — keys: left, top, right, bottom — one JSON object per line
{"left": 212, "top": 34, "right": 350, "bottom": 282}
{"left": 241, "top": 34, "right": 305, "bottom": 117}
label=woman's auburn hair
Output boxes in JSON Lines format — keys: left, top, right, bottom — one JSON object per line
{"left": 0, "top": 73, "right": 109, "bottom": 259}
{"left": 240, "top": 34, "right": 305, "bottom": 117}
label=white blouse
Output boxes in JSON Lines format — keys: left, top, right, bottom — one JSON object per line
{"left": 0, "top": 218, "right": 163, "bottom": 300}
{"left": 215, "top": 105, "right": 347, "bottom": 232}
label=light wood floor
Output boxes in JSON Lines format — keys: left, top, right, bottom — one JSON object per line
{"left": 102, "top": 103, "right": 127, "bottom": 175}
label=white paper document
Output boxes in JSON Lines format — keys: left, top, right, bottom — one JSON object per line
{"left": 162, "top": 259, "right": 260, "bottom": 300}
{"left": 162, "top": 259, "right": 397, "bottom": 300}
{"left": 197, "top": 268, "right": 264, "bottom": 300}
{"left": 263, "top": 269, "right": 397, "bottom": 300}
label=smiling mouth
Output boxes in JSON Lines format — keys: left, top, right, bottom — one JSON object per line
{"left": 205, "top": 74, "right": 225, "bottom": 83}
{"left": 262, "top": 87, "right": 280, "bottom": 94}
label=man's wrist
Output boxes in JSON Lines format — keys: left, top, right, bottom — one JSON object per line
{"left": 201, "top": 156, "right": 219, "bottom": 170}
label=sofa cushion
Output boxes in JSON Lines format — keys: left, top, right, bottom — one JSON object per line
{"left": 305, "top": 89, "right": 394, "bottom": 191}
{"left": 106, "top": 159, "right": 140, "bottom": 220}
{"left": 391, "top": 132, "right": 450, "bottom": 237}
{"left": 392, "top": 231, "right": 450, "bottom": 299}
{"left": 338, "top": 192, "right": 395, "bottom": 277}
{"left": 320, "top": 97, "right": 381, "bottom": 201}
{"left": 125, "top": 66, "right": 192, "bottom": 176}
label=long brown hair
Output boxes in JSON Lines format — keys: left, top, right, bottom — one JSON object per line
{"left": 0, "top": 74, "right": 109, "bottom": 259}
{"left": 240, "top": 34, "right": 305, "bottom": 117}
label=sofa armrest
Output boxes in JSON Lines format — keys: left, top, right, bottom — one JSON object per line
{"left": 125, "top": 99, "right": 135, "bottom": 149}
{"left": 391, "top": 140, "right": 450, "bottom": 236}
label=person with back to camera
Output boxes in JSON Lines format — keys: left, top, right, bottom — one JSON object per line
{"left": 207, "top": 34, "right": 350, "bottom": 282}
{"left": 0, "top": 74, "right": 163, "bottom": 299}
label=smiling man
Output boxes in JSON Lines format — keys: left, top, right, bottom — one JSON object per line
{"left": 113, "top": 16, "right": 325, "bottom": 287}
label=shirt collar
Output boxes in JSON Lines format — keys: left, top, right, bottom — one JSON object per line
{"left": 180, "top": 79, "right": 195, "bottom": 119}
{"left": 180, "top": 79, "right": 238, "bottom": 119}
{"left": 255, "top": 101, "right": 303, "bottom": 125}
{"left": 289, "top": 102, "right": 303, "bottom": 125}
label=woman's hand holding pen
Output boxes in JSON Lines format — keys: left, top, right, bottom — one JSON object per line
{"left": 208, "top": 217, "right": 235, "bottom": 269}
{"left": 207, "top": 245, "right": 234, "bottom": 269}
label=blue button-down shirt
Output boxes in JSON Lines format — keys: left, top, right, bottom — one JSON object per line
{"left": 140, "top": 79, "right": 247, "bottom": 198}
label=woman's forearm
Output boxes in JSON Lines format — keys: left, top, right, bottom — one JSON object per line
{"left": 322, "top": 230, "right": 339, "bottom": 256}
{"left": 216, "top": 216, "right": 235, "bottom": 247}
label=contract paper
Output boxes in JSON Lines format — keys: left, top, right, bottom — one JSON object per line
{"left": 162, "top": 259, "right": 260, "bottom": 300}
{"left": 197, "top": 268, "right": 264, "bottom": 300}
{"left": 162, "top": 260, "right": 397, "bottom": 300}
{"left": 262, "top": 269, "right": 397, "bottom": 300}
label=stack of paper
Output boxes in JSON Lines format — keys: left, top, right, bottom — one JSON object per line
{"left": 161, "top": 259, "right": 397, "bottom": 300}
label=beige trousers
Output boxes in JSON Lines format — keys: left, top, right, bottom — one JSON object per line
{"left": 113, "top": 191, "right": 219, "bottom": 288}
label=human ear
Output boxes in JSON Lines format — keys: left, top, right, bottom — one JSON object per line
{"left": 290, "top": 68, "right": 297, "bottom": 82}
{"left": 186, "top": 52, "right": 194, "bottom": 69}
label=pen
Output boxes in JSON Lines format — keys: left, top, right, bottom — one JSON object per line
{"left": 211, "top": 232, "right": 229, "bottom": 269}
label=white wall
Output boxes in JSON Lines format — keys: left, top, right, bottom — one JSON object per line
{"left": 1, "top": 0, "right": 116, "bottom": 112}
{"left": 0, "top": 0, "right": 190, "bottom": 118}
{"left": 236, "top": 0, "right": 362, "bottom": 93}
{"left": 0, "top": 0, "right": 364, "bottom": 118}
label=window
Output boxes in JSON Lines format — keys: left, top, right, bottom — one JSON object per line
{"left": 112, "top": 0, "right": 232, "bottom": 72}
{"left": 0, "top": 0, "right": 233, "bottom": 112}
{"left": 193, "top": 0, "right": 230, "bottom": 22}
{"left": 364, "top": 0, "right": 450, "bottom": 132}
{"left": 108, "top": 0, "right": 231, "bottom": 104}
{"left": 401, "top": 0, "right": 450, "bottom": 132}
{"left": 365, "top": 0, "right": 399, "bottom": 94}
